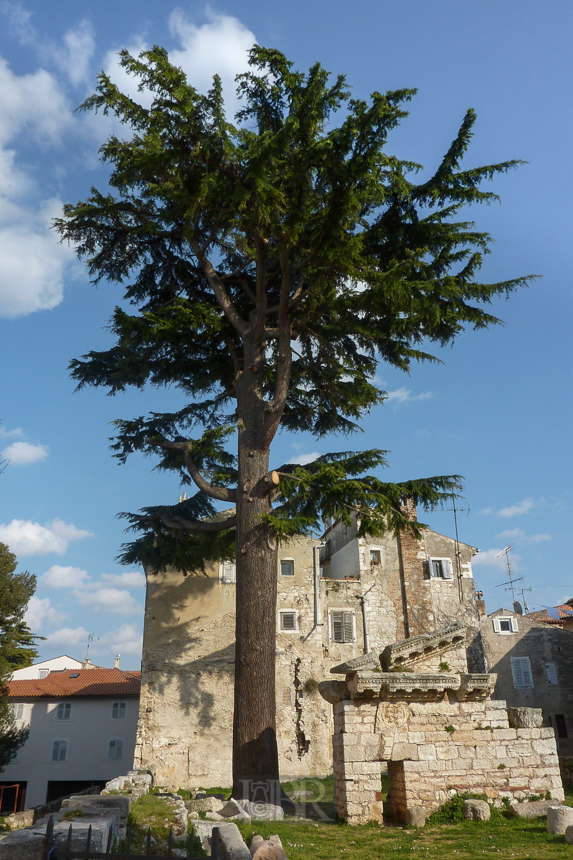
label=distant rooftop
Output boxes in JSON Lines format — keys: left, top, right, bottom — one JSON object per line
{"left": 8, "top": 668, "right": 141, "bottom": 699}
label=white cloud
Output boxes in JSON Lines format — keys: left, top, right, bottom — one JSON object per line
{"left": 497, "top": 497, "right": 535, "bottom": 518}
{"left": 53, "top": 20, "right": 96, "bottom": 87}
{"left": 101, "top": 10, "right": 255, "bottom": 120}
{"left": 41, "top": 564, "right": 91, "bottom": 589}
{"left": 101, "top": 571, "right": 145, "bottom": 588}
{"left": 46, "top": 626, "right": 89, "bottom": 647}
{"left": 0, "top": 56, "right": 72, "bottom": 147}
{"left": 168, "top": 9, "right": 255, "bottom": 116}
{"left": 287, "top": 452, "right": 321, "bottom": 466}
{"left": 0, "top": 425, "right": 22, "bottom": 438}
{"left": 386, "top": 387, "right": 433, "bottom": 405}
{"left": 472, "top": 548, "right": 521, "bottom": 571}
{"left": 497, "top": 528, "right": 551, "bottom": 545}
{"left": 95, "top": 623, "right": 143, "bottom": 658}
{"left": 73, "top": 587, "right": 141, "bottom": 615}
{"left": 0, "top": 518, "right": 93, "bottom": 556}
{"left": 1, "top": 441, "right": 48, "bottom": 465}
{"left": 0, "top": 196, "right": 75, "bottom": 318}
{"left": 24, "top": 595, "right": 60, "bottom": 630}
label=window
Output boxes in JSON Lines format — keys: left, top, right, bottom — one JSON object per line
{"left": 546, "top": 663, "right": 558, "bottom": 685}
{"left": 330, "top": 610, "right": 354, "bottom": 644}
{"left": 369, "top": 549, "right": 381, "bottom": 566}
{"left": 39, "top": 669, "right": 50, "bottom": 679}
{"left": 493, "top": 616, "right": 519, "bottom": 634}
{"left": 511, "top": 656, "right": 533, "bottom": 688}
{"left": 429, "top": 558, "right": 453, "bottom": 579}
{"left": 555, "top": 714, "right": 568, "bottom": 739}
{"left": 52, "top": 740, "right": 68, "bottom": 762}
{"left": 12, "top": 703, "right": 25, "bottom": 721}
{"left": 219, "top": 560, "right": 236, "bottom": 583}
{"left": 280, "top": 559, "right": 294, "bottom": 576}
{"left": 112, "top": 702, "right": 127, "bottom": 720}
{"left": 56, "top": 702, "right": 72, "bottom": 720}
{"left": 279, "top": 611, "right": 297, "bottom": 632}
{"left": 107, "top": 739, "right": 124, "bottom": 761}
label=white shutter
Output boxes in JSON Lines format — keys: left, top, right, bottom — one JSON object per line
{"left": 343, "top": 612, "right": 354, "bottom": 642}
{"left": 13, "top": 703, "right": 24, "bottom": 721}
{"left": 280, "top": 611, "right": 296, "bottom": 631}
{"left": 546, "top": 663, "right": 558, "bottom": 685}
{"left": 331, "top": 611, "right": 343, "bottom": 643}
{"left": 108, "top": 739, "right": 124, "bottom": 761}
{"left": 52, "top": 740, "right": 68, "bottom": 761}
{"left": 511, "top": 617, "right": 519, "bottom": 632}
{"left": 220, "top": 561, "right": 236, "bottom": 583}
{"left": 511, "top": 657, "right": 533, "bottom": 688}
{"left": 493, "top": 618, "right": 501, "bottom": 633}
{"left": 442, "top": 559, "right": 454, "bottom": 579}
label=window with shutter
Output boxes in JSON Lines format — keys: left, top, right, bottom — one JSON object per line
{"left": 108, "top": 739, "right": 124, "bottom": 761}
{"left": 280, "top": 559, "right": 294, "bottom": 576}
{"left": 330, "top": 610, "right": 354, "bottom": 643}
{"left": 219, "top": 561, "right": 236, "bottom": 583}
{"left": 12, "top": 703, "right": 25, "bottom": 721}
{"left": 511, "top": 656, "right": 533, "bottom": 688}
{"left": 56, "top": 702, "right": 72, "bottom": 720}
{"left": 546, "top": 663, "right": 558, "bottom": 685}
{"left": 279, "top": 611, "right": 296, "bottom": 631}
{"left": 493, "top": 616, "right": 516, "bottom": 634}
{"left": 52, "top": 740, "right": 68, "bottom": 761}
{"left": 429, "top": 558, "right": 453, "bottom": 579}
{"left": 112, "top": 701, "right": 127, "bottom": 719}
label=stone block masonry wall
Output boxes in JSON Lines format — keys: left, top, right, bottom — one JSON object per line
{"left": 333, "top": 697, "right": 564, "bottom": 825}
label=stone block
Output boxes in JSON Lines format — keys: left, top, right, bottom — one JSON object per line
{"left": 507, "top": 707, "right": 543, "bottom": 728}
{"left": 540, "top": 728, "right": 556, "bottom": 739}
{"left": 533, "top": 739, "right": 557, "bottom": 755}
{"left": 242, "top": 802, "right": 284, "bottom": 821}
{"left": 418, "top": 744, "right": 436, "bottom": 761}
{"left": 391, "top": 743, "right": 419, "bottom": 761}
{"left": 406, "top": 806, "right": 427, "bottom": 827}
{"left": 566, "top": 825, "right": 573, "bottom": 845}
{"left": 436, "top": 745, "right": 458, "bottom": 761}
{"left": 463, "top": 799, "right": 490, "bottom": 821}
{"left": 547, "top": 805, "right": 573, "bottom": 834}
{"left": 491, "top": 728, "right": 518, "bottom": 741}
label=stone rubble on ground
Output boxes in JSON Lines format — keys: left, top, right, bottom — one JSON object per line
{"left": 546, "top": 804, "right": 573, "bottom": 834}
{"left": 462, "top": 799, "right": 490, "bottom": 821}
{"left": 508, "top": 799, "right": 561, "bottom": 819}
{"left": 250, "top": 833, "right": 289, "bottom": 859}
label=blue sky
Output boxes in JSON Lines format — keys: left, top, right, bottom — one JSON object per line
{"left": 0, "top": 1, "right": 571, "bottom": 669}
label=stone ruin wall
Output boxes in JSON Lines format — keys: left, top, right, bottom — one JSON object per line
{"left": 332, "top": 696, "right": 564, "bottom": 825}
{"left": 136, "top": 526, "right": 483, "bottom": 789}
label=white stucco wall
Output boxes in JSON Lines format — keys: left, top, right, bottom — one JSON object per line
{"left": 4, "top": 696, "right": 139, "bottom": 808}
{"left": 11, "top": 656, "right": 83, "bottom": 680}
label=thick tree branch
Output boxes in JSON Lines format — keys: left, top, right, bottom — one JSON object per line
{"left": 159, "top": 512, "right": 237, "bottom": 532}
{"left": 190, "top": 239, "right": 248, "bottom": 336}
{"left": 147, "top": 438, "right": 237, "bottom": 502}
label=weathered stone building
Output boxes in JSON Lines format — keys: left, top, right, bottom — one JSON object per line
{"left": 478, "top": 608, "right": 573, "bottom": 760}
{"left": 134, "top": 507, "right": 484, "bottom": 788}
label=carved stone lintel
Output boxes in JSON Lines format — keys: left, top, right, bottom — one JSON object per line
{"left": 380, "top": 624, "right": 466, "bottom": 671}
{"left": 330, "top": 652, "right": 380, "bottom": 675}
{"left": 455, "top": 673, "right": 497, "bottom": 701}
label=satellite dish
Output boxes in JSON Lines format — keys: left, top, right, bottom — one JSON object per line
{"left": 513, "top": 601, "right": 523, "bottom": 615}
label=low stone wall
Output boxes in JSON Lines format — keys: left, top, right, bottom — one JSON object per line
{"left": 333, "top": 697, "right": 564, "bottom": 824}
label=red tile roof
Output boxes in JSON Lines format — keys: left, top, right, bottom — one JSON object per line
{"left": 527, "top": 605, "right": 573, "bottom": 625}
{"left": 7, "top": 668, "right": 141, "bottom": 699}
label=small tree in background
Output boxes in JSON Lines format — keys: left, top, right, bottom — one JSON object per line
{"left": 0, "top": 543, "right": 38, "bottom": 771}
{"left": 56, "top": 47, "right": 531, "bottom": 799}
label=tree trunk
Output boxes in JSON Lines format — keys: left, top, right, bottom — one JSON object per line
{"left": 231, "top": 403, "right": 281, "bottom": 802}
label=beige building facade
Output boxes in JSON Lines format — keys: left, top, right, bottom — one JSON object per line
{"left": 134, "top": 509, "right": 484, "bottom": 788}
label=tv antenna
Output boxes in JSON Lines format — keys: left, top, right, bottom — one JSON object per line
{"left": 517, "top": 586, "right": 532, "bottom": 614}
{"left": 494, "top": 546, "right": 522, "bottom": 603}
{"left": 85, "top": 633, "right": 99, "bottom": 661}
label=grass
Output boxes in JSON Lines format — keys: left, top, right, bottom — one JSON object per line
{"left": 127, "top": 777, "right": 573, "bottom": 860}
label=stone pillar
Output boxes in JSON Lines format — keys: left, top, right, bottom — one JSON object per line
{"left": 332, "top": 700, "right": 383, "bottom": 825}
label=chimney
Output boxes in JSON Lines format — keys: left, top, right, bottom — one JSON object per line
{"left": 81, "top": 658, "right": 92, "bottom": 670}
{"left": 114, "top": 655, "right": 121, "bottom": 670}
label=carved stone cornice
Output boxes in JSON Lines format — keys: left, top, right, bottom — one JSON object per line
{"left": 380, "top": 623, "right": 466, "bottom": 670}
{"left": 456, "top": 673, "right": 497, "bottom": 701}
